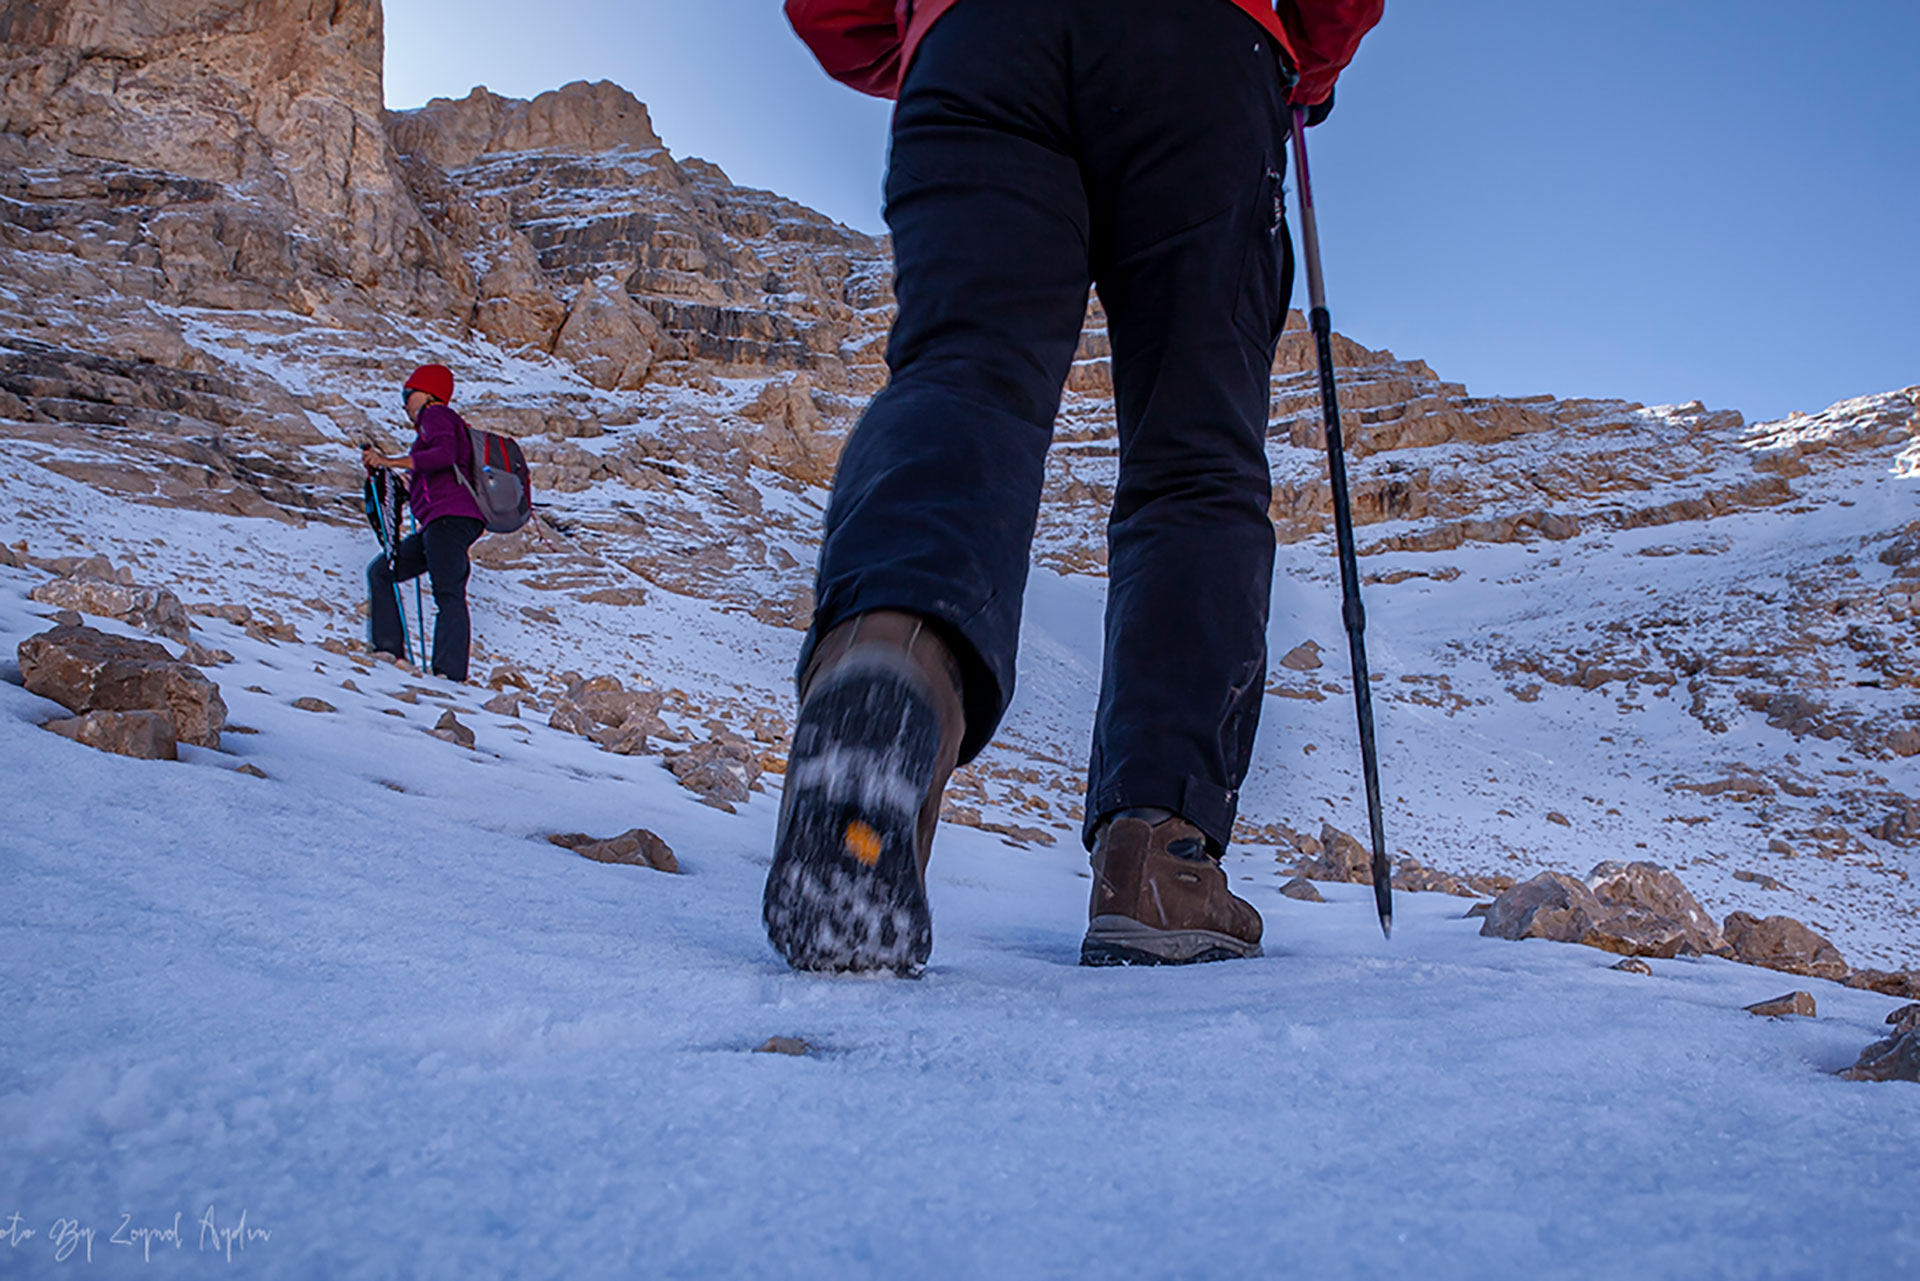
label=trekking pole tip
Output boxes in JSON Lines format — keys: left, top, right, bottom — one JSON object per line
{"left": 1378, "top": 913, "right": 1393, "bottom": 940}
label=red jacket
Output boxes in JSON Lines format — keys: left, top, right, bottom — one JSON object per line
{"left": 785, "top": 0, "right": 1381, "bottom": 106}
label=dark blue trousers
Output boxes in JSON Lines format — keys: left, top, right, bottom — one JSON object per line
{"left": 368, "top": 515, "right": 484, "bottom": 682}
{"left": 806, "top": 0, "right": 1295, "bottom": 850}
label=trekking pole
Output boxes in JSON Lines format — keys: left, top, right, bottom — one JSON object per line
{"left": 1289, "top": 106, "right": 1393, "bottom": 939}
{"left": 408, "top": 508, "right": 429, "bottom": 672}
{"left": 366, "top": 472, "right": 416, "bottom": 665}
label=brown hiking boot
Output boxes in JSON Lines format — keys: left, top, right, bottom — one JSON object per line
{"left": 1080, "top": 814, "right": 1264, "bottom": 966}
{"left": 763, "top": 611, "right": 965, "bottom": 975}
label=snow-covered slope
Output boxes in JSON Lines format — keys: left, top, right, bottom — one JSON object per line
{"left": 4, "top": 456, "right": 1918, "bottom": 1277}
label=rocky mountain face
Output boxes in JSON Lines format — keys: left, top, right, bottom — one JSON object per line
{"left": 2, "top": 2, "right": 1915, "bottom": 958}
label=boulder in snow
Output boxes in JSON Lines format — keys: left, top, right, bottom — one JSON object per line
{"left": 1279, "top": 877, "right": 1325, "bottom": 903}
{"left": 43, "top": 709, "right": 178, "bottom": 760}
{"left": 431, "top": 710, "right": 475, "bottom": 749}
{"left": 1837, "top": 1005, "right": 1920, "bottom": 1083}
{"left": 1392, "top": 860, "right": 1476, "bottom": 897}
{"left": 549, "top": 828, "right": 678, "bottom": 873}
{"left": 30, "top": 572, "right": 192, "bottom": 643}
{"left": 1744, "top": 991, "right": 1816, "bottom": 1018}
{"left": 483, "top": 690, "right": 528, "bottom": 717}
{"left": 1479, "top": 872, "right": 1607, "bottom": 945}
{"left": 1587, "top": 860, "right": 1726, "bottom": 955}
{"left": 667, "top": 736, "right": 761, "bottom": 808}
{"left": 18, "top": 624, "right": 225, "bottom": 748}
{"left": 1288, "top": 822, "right": 1372, "bottom": 884}
{"left": 1278, "top": 640, "right": 1323, "bottom": 672}
{"left": 1723, "top": 911, "right": 1848, "bottom": 982}
{"left": 1844, "top": 969, "right": 1920, "bottom": 1001}
{"left": 549, "top": 699, "right": 595, "bottom": 736}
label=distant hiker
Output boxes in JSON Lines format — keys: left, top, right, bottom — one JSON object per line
{"left": 362, "top": 364, "right": 486, "bottom": 683}
{"left": 766, "top": 0, "right": 1382, "bottom": 974}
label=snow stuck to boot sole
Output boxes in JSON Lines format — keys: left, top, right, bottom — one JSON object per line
{"left": 763, "top": 661, "right": 939, "bottom": 976}
{"left": 1079, "top": 915, "right": 1264, "bottom": 967}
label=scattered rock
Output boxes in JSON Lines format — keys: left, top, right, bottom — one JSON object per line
{"left": 1844, "top": 969, "right": 1920, "bottom": 1000}
{"left": 1733, "top": 868, "right": 1787, "bottom": 891}
{"left": 667, "top": 736, "right": 761, "bottom": 807}
{"left": 292, "top": 697, "right": 337, "bottom": 713}
{"left": 1745, "top": 991, "right": 1816, "bottom": 1018}
{"left": 1587, "top": 860, "right": 1726, "bottom": 954}
{"left": 487, "top": 664, "right": 534, "bottom": 692}
{"left": 30, "top": 573, "right": 191, "bottom": 642}
{"left": 1279, "top": 876, "right": 1325, "bottom": 903}
{"left": 1391, "top": 861, "right": 1476, "bottom": 896}
{"left": 1723, "top": 911, "right": 1848, "bottom": 982}
{"left": 179, "top": 641, "right": 236, "bottom": 667}
{"left": 1612, "top": 957, "right": 1654, "bottom": 976}
{"left": 1839, "top": 1023, "right": 1920, "bottom": 1083}
{"left": 18, "top": 624, "right": 225, "bottom": 748}
{"left": 754, "top": 1037, "right": 811, "bottom": 1057}
{"left": 1480, "top": 872, "right": 1607, "bottom": 945}
{"left": 1278, "top": 640, "right": 1323, "bottom": 672}
{"left": 235, "top": 763, "right": 268, "bottom": 779}
{"left": 1582, "top": 913, "right": 1698, "bottom": 960}
{"left": 1464, "top": 902, "right": 1493, "bottom": 919}
{"left": 1545, "top": 811, "right": 1572, "bottom": 827}
{"left": 589, "top": 722, "right": 653, "bottom": 755}
{"left": 576, "top": 687, "right": 666, "bottom": 733}
{"left": 549, "top": 698, "right": 595, "bottom": 736}
{"left": 548, "top": 828, "right": 678, "bottom": 873}
{"left": 482, "top": 690, "right": 528, "bottom": 717}
{"left": 1480, "top": 868, "right": 1709, "bottom": 958}
{"left": 1287, "top": 822, "right": 1372, "bottom": 884}
{"left": 1888, "top": 1004, "right": 1920, "bottom": 1035}
{"left": 431, "top": 710, "right": 475, "bottom": 749}
{"left": 43, "top": 709, "right": 178, "bottom": 760}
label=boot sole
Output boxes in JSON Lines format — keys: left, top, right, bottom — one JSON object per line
{"left": 763, "top": 660, "right": 940, "bottom": 976}
{"left": 1079, "top": 915, "right": 1263, "bottom": 967}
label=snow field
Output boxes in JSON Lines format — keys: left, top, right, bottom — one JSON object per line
{"left": 3, "top": 551, "right": 1917, "bottom": 1277}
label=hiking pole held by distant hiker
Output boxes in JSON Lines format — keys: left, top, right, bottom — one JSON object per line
{"left": 1289, "top": 104, "right": 1393, "bottom": 939}
{"left": 364, "top": 463, "right": 419, "bottom": 668}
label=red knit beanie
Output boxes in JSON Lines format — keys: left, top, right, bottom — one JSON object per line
{"left": 403, "top": 363, "right": 455, "bottom": 403}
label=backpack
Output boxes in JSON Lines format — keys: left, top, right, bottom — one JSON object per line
{"left": 450, "top": 425, "right": 532, "bottom": 533}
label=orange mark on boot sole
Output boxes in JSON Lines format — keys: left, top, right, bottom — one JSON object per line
{"left": 843, "top": 820, "right": 882, "bottom": 867}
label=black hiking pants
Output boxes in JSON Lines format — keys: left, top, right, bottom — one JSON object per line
{"left": 368, "top": 515, "right": 484, "bottom": 682}
{"left": 805, "top": 0, "right": 1295, "bottom": 851}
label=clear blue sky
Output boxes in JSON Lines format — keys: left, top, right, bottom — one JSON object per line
{"left": 386, "top": 1, "right": 1918, "bottom": 422}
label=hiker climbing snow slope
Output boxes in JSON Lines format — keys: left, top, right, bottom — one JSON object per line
{"left": 766, "top": 0, "right": 1383, "bottom": 974}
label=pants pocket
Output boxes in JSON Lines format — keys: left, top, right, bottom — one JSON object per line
{"left": 1236, "top": 158, "right": 1295, "bottom": 351}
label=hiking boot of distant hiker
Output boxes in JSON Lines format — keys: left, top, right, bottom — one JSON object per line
{"left": 1080, "top": 814, "right": 1264, "bottom": 966}
{"left": 763, "top": 611, "right": 965, "bottom": 976}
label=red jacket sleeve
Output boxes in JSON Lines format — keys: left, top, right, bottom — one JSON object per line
{"left": 785, "top": 0, "right": 906, "bottom": 100}
{"left": 1275, "top": 0, "right": 1385, "bottom": 106}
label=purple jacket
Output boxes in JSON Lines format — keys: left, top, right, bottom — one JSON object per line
{"left": 408, "top": 404, "right": 485, "bottom": 526}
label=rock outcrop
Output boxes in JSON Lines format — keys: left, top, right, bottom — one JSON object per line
{"left": 1722, "top": 912, "right": 1848, "bottom": 982}
{"left": 1481, "top": 862, "right": 1728, "bottom": 960}
{"left": 18, "top": 622, "right": 225, "bottom": 747}
{"left": 30, "top": 571, "right": 191, "bottom": 642}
